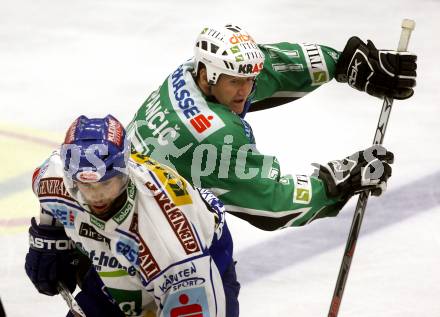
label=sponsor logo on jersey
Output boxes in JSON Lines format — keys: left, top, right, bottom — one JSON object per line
{"left": 116, "top": 239, "right": 138, "bottom": 264}
{"left": 145, "top": 181, "right": 200, "bottom": 255}
{"left": 79, "top": 222, "right": 110, "bottom": 246}
{"left": 293, "top": 174, "right": 312, "bottom": 204}
{"left": 127, "top": 180, "right": 136, "bottom": 200}
{"left": 46, "top": 205, "right": 75, "bottom": 228}
{"left": 137, "top": 233, "right": 161, "bottom": 280}
{"left": 90, "top": 214, "right": 105, "bottom": 230}
{"left": 113, "top": 201, "right": 133, "bottom": 225}
{"left": 69, "top": 209, "right": 75, "bottom": 224}
{"left": 237, "top": 62, "right": 263, "bottom": 75}
{"left": 189, "top": 114, "right": 214, "bottom": 133}
{"left": 92, "top": 250, "right": 136, "bottom": 277}
{"left": 109, "top": 180, "right": 136, "bottom": 227}
{"left": 38, "top": 177, "right": 74, "bottom": 201}
{"left": 173, "top": 277, "right": 205, "bottom": 293}
{"left": 158, "top": 262, "right": 204, "bottom": 294}
{"left": 76, "top": 243, "right": 137, "bottom": 277}
{"left": 300, "top": 43, "right": 329, "bottom": 86}
{"left": 146, "top": 157, "right": 192, "bottom": 206}
{"left": 116, "top": 210, "right": 157, "bottom": 281}
{"left": 134, "top": 155, "right": 192, "bottom": 206}
{"left": 162, "top": 287, "right": 209, "bottom": 317}
{"left": 169, "top": 65, "right": 225, "bottom": 142}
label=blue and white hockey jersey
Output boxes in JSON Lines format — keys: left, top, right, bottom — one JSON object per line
{"left": 31, "top": 151, "right": 231, "bottom": 317}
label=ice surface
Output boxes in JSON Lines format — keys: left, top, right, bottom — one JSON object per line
{"left": 1, "top": 0, "right": 439, "bottom": 316}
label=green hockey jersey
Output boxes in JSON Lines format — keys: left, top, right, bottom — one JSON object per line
{"left": 128, "top": 42, "right": 347, "bottom": 230}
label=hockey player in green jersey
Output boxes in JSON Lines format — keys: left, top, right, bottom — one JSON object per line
{"left": 128, "top": 24, "right": 415, "bottom": 230}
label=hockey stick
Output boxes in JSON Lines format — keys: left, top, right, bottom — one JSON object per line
{"left": 57, "top": 282, "right": 87, "bottom": 317}
{"left": 328, "top": 19, "right": 416, "bottom": 317}
{"left": 0, "top": 296, "right": 6, "bottom": 317}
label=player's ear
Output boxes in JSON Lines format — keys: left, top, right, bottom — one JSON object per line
{"left": 199, "top": 67, "right": 208, "bottom": 86}
{"left": 196, "top": 66, "right": 211, "bottom": 95}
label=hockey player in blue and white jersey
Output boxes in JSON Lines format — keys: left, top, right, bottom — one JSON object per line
{"left": 25, "top": 115, "right": 239, "bottom": 317}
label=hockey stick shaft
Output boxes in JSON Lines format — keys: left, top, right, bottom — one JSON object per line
{"left": 328, "top": 19, "right": 415, "bottom": 317}
{"left": 57, "top": 282, "right": 87, "bottom": 317}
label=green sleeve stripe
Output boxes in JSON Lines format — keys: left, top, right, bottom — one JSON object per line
{"left": 224, "top": 204, "right": 311, "bottom": 218}
{"left": 98, "top": 270, "right": 129, "bottom": 277}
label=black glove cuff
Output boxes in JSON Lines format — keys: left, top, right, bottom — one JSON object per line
{"left": 316, "top": 167, "right": 342, "bottom": 199}
{"left": 335, "top": 36, "right": 365, "bottom": 82}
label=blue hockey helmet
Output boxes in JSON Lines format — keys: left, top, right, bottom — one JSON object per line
{"left": 60, "top": 115, "right": 130, "bottom": 183}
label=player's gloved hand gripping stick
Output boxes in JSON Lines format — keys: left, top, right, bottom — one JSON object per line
{"left": 328, "top": 19, "right": 416, "bottom": 317}
{"left": 58, "top": 282, "right": 86, "bottom": 317}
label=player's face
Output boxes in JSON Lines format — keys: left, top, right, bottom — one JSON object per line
{"left": 211, "top": 74, "right": 255, "bottom": 114}
{"left": 76, "top": 175, "right": 126, "bottom": 215}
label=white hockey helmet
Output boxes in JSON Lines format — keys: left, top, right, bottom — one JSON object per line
{"left": 194, "top": 24, "right": 265, "bottom": 85}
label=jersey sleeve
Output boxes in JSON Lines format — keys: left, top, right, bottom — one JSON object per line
{"left": 31, "top": 153, "right": 72, "bottom": 227}
{"left": 194, "top": 140, "right": 348, "bottom": 231}
{"left": 32, "top": 157, "right": 56, "bottom": 225}
{"left": 248, "top": 42, "right": 340, "bottom": 112}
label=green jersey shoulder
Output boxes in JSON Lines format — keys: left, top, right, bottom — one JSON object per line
{"left": 128, "top": 43, "right": 346, "bottom": 230}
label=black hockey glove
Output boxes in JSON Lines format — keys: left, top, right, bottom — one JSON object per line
{"left": 25, "top": 217, "right": 78, "bottom": 296}
{"left": 66, "top": 268, "right": 125, "bottom": 317}
{"left": 335, "top": 36, "right": 417, "bottom": 100}
{"left": 313, "top": 145, "right": 394, "bottom": 199}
